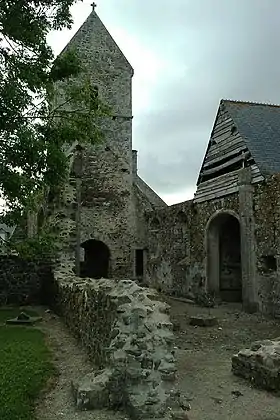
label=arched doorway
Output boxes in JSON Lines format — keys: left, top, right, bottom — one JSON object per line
{"left": 207, "top": 212, "right": 242, "bottom": 302}
{"left": 80, "top": 239, "right": 110, "bottom": 279}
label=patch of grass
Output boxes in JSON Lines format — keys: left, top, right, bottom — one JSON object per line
{"left": 0, "top": 309, "right": 56, "bottom": 420}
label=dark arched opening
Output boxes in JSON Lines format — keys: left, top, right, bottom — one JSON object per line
{"left": 207, "top": 212, "right": 242, "bottom": 302}
{"left": 150, "top": 217, "right": 160, "bottom": 231}
{"left": 176, "top": 210, "right": 188, "bottom": 224}
{"left": 80, "top": 239, "right": 110, "bottom": 279}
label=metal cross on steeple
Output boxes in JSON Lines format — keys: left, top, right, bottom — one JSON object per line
{"left": 91, "top": 2, "right": 97, "bottom": 10}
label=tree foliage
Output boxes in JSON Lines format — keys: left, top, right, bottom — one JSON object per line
{"left": 0, "top": 0, "right": 108, "bottom": 226}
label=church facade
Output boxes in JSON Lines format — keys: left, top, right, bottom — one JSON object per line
{"left": 56, "top": 7, "right": 280, "bottom": 316}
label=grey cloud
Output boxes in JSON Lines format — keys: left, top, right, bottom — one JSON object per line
{"left": 133, "top": 104, "right": 216, "bottom": 194}
{"left": 100, "top": 0, "right": 280, "bottom": 198}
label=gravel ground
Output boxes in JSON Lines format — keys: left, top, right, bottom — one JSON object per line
{"left": 35, "top": 309, "right": 127, "bottom": 420}
{"left": 34, "top": 300, "right": 280, "bottom": 420}
{"left": 167, "top": 298, "right": 280, "bottom": 420}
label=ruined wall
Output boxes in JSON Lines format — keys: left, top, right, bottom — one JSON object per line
{"left": 43, "top": 154, "right": 189, "bottom": 419}
{"left": 0, "top": 256, "right": 52, "bottom": 305}
{"left": 142, "top": 171, "right": 280, "bottom": 315}
{"left": 53, "top": 262, "right": 188, "bottom": 419}
{"left": 144, "top": 204, "right": 192, "bottom": 296}
{"left": 133, "top": 184, "right": 151, "bottom": 250}
{"left": 232, "top": 338, "right": 280, "bottom": 391}
{"left": 81, "top": 141, "right": 135, "bottom": 278}
{"left": 253, "top": 174, "right": 280, "bottom": 315}
{"left": 145, "top": 194, "right": 239, "bottom": 299}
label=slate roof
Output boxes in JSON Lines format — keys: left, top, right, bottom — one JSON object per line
{"left": 223, "top": 100, "right": 280, "bottom": 176}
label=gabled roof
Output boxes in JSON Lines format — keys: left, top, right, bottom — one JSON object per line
{"left": 223, "top": 99, "right": 280, "bottom": 176}
{"left": 59, "top": 9, "right": 133, "bottom": 75}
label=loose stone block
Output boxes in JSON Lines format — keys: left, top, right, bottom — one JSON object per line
{"left": 171, "top": 410, "right": 190, "bottom": 420}
{"left": 6, "top": 312, "right": 42, "bottom": 325}
{"left": 73, "top": 369, "right": 112, "bottom": 410}
{"left": 232, "top": 338, "right": 280, "bottom": 391}
{"left": 189, "top": 314, "right": 218, "bottom": 327}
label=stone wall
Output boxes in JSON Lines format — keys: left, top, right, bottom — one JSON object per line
{"left": 254, "top": 174, "right": 280, "bottom": 316}
{"left": 142, "top": 171, "right": 280, "bottom": 315}
{"left": 46, "top": 176, "right": 188, "bottom": 418}
{"left": 54, "top": 8, "right": 171, "bottom": 282}
{"left": 53, "top": 264, "right": 187, "bottom": 419}
{"left": 232, "top": 338, "right": 280, "bottom": 391}
{"left": 0, "top": 255, "right": 52, "bottom": 305}
{"left": 57, "top": 9, "right": 136, "bottom": 278}
{"left": 144, "top": 193, "right": 239, "bottom": 300}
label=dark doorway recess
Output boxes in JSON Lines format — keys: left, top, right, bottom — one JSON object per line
{"left": 207, "top": 213, "right": 242, "bottom": 302}
{"left": 80, "top": 239, "right": 110, "bottom": 279}
{"left": 219, "top": 215, "right": 242, "bottom": 302}
{"left": 135, "top": 249, "right": 144, "bottom": 277}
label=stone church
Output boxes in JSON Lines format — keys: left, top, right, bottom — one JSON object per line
{"left": 56, "top": 6, "right": 280, "bottom": 316}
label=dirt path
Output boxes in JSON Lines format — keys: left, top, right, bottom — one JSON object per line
{"left": 34, "top": 301, "right": 280, "bottom": 420}
{"left": 35, "top": 308, "right": 127, "bottom": 420}
{"left": 168, "top": 298, "right": 280, "bottom": 420}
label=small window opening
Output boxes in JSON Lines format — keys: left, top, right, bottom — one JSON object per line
{"left": 90, "top": 85, "right": 99, "bottom": 111}
{"left": 177, "top": 210, "right": 188, "bottom": 224}
{"left": 150, "top": 217, "right": 160, "bottom": 231}
{"left": 261, "top": 255, "right": 277, "bottom": 272}
{"left": 135, "top": 249, "right": 144, "bottom": 277}
{"left": 231, "top": 125, "right": 237, "bottom": 135}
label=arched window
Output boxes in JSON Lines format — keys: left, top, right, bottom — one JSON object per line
{"left": 150, "top": 217, "right": 160, "bottom": 231}
{"left": 176, "top": 210, "right": 188, "bottom": 224}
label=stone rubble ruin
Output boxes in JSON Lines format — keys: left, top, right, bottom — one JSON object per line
{"left": 232, "top": 338, "right": 280, "bottom": 391}
{"left": 54, "top": 262, "right": 189, "bottom": 419}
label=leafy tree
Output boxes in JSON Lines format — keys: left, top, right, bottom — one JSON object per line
{"left": 0, "top": 0, "right": 108, "bottom": 230}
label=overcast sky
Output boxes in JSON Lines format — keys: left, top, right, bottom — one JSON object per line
{"left": 48, "top": 0, "right": 280, "bottom": 205}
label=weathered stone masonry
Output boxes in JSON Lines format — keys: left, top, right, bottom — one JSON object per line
{"left": 142, "top": 170, "right": 280, "bottom": 315}
{"left": 232, "top": 338, "right": 280, "bottom": 392}
{"left": 46, "top": 148, "right": 185, "bottom": 419}
{"left": 51, "top": 238, "right": 187, "bottom": 419}
{"left": 135, "top": 100, "right": 280, "bottom": 315}
{"left": 144, "top": 191, "right": 239, "bottom": 297}
{"left": 7, "top": 6, "right": 280, "bottom": 322}
{"left": 62, "top": 9, "right": 135, "bottom": 278}
{"left": 56, "top": 8, "right": 166, "bottom": 281}
{"left": 8, "top": 6, "right": 280, "bottom": 418}
{"left": 0, "top": 255, "right": 52, "bottom": 305}
{"left": 54, "top": 267, "right": 184, "bottom": 418}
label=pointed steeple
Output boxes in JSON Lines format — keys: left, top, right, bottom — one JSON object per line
{"left": 59, "top": 6, "right": 133, "bottom": 76}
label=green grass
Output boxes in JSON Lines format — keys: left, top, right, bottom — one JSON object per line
{"left": 0, "top": 308, "right": 56, "bottom": 420}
